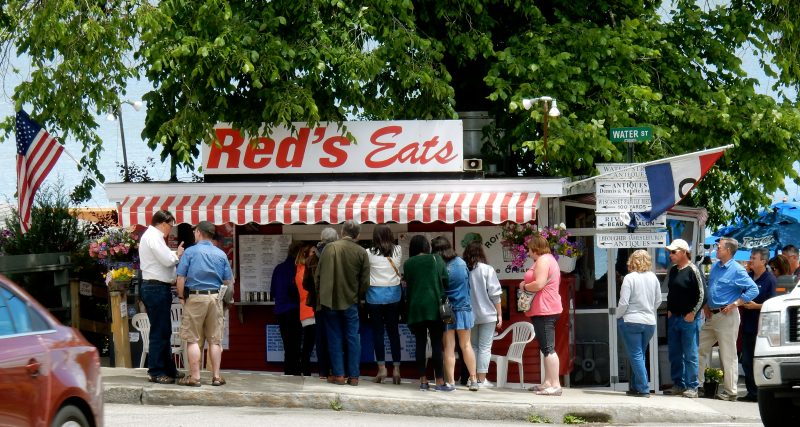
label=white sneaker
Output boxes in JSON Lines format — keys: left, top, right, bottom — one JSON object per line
{"left": 478, "top": 380, "right": 494, "bottom": 388}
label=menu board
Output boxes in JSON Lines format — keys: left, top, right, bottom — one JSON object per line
{"left": 238, "top": 234, "right": 292, "bottom": 301}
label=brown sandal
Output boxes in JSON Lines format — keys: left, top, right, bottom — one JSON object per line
{"left": 177, "top": 376, "right": 202, "bottom": 387}
{"left": 211, "top": 376, "right": 226, "bottom": 386}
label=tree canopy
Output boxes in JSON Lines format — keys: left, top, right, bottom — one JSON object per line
{"left": 1, "top": 0, "right": 799, "bottom": 227}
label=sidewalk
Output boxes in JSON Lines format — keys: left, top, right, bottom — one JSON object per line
{"left": 103, "top": 368, "right": 762, "bottom": 424}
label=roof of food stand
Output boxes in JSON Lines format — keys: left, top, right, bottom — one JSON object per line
{"left": 106, "top": 178, "right": 568, "bottom": 227}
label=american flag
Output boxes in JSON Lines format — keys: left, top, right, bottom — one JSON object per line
{"left": 15, "top": 109, "right": 64, "bottom": 233}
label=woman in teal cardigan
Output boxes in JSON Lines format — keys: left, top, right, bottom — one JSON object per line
{"left": 403, "top": 234, "right": 448, "bottom": 391}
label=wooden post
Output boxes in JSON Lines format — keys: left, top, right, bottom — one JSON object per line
{"left": 110, "top": 290, "right": 132, "bottom": 368}
{"left": 70, "top": 279, "right": 80, "bottom": 329}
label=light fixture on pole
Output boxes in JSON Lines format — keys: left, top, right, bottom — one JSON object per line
{"left": 107, "top": 100, "right": 143, "bottom": 182}
{"left": 522, "top": 96, "right": 560, "bottom": 164}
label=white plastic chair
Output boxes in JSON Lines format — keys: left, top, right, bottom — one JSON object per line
{"left": 170, "top": 304, "right": 187, "bottom": 368}
{"left": 489, "top": 321, "right": 535, "bottom": 388}
{"left": 131, "top": 313, "right": 150, "bottom": 368}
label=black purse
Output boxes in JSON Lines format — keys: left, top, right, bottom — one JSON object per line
{"left": 433, "top": 255, "right": 454, "bottom": 324}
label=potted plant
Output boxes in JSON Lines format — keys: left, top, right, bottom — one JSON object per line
{"left": 106, "top": 266, "right": 136, "bottom": 293}
{"left": 501, "top": 222, "right": 583, "bottom": 271}
{"left": 703, "top": 367, "right": 723, "bottom": 398}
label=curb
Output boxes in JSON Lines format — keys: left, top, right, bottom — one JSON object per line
{"left": 103, "top": 384, "right": 743, "bottom": 424}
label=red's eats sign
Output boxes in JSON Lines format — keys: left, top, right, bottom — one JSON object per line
{"left": 203, "top": 120, "right": 464, "bottom": 174}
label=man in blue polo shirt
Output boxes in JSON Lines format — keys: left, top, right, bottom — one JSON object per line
{"left": 176, "top": 221, "right": 233, "bottom": 387}
{"left": 698, "top": 237, "right": 758, "bottom": 401}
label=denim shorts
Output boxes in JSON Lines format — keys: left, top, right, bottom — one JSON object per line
{"left": 531, "top": 313, "right": 560, "bottom": 356}
{"left": 445, "top": 310, "right": 474, "bottom": 331}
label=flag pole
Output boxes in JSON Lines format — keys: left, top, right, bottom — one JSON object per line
{"left": 566, "top": 144, "right": 734, "bottom": 189}
{"left": 59, "top": 147, "right": 106, "bottom": 190}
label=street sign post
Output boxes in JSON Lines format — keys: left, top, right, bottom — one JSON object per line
{"left": 597, "top": 163, "right": 647, "bottom": 180}
{"left": 595, "top": 180, "right": 651, "bottom": 197}
{"left": 595, "top": 196, "right": 652, "bottom": 213}
{"left": 610, "top": 127, "right": 653, "bottom": 142}
{"left": 596, "top": 232, "right": 667, "bottom": 248}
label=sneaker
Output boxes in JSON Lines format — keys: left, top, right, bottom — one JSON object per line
{"left": 419, "top": 383, "right": 430, "bottom": 391}
{"left": 682, "top": 389, "right": 698, "bottom": 398}
{"left": 740, "top": 394, "right": 758, "bottom": 402}
{"left": 663, "top": 386, "right": 686, "bottom": 395}
{"left": 625, "top": 390, "right": 650, "bottom": 398}
{"left": 467, "top": 379, "right": 479, "bottom": 392}
{"left": 715, "top": 392, "right": 738, "bottom": 401}
{"left": 478, "top": 380, "right": 494, "bottom": 388}
{"left": 434, "top": 383, "right": 455, "bottom": 392}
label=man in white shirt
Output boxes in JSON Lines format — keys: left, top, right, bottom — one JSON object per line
{"left": 139, "top": 210, "right": 184, "bottom": 384}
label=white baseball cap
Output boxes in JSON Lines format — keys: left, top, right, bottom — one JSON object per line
{"left": 666, "top": 239, "right": 690, "bottom": 252}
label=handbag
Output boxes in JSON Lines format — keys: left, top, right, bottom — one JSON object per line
{"left": 517, "top": 289, "right": 535, "bottom": 312}
{"left": 439, "top": 297, "right": 454, "bottom": 324}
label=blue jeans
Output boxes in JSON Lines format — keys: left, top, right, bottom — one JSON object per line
{"left": 619, "top": 319, "right": 655, "bottom": 394}
{"left": 315, "top": 313, "right": 330, "bottom": 377}
{"left": 140, "top": 282, "right": 178, "bottom": 378}
{"left": 667, "top": 314, "right": 700, "bottom": 390}
{"left": 367, "top": 302, "right": 401, "bottom": 365}
{"left": 323, "top": 304, "right": 361, "bottom": 378}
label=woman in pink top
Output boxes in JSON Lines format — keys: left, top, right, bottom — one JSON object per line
{"left": 518, "top": 233, "right": 563, "bottom": 396}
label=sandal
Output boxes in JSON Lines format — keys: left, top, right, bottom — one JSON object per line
{"left": 535, "top": 386, "right": 562, "bottom": 396}
{"left": 150, "top": 375, "right": 175, "bottom": 384}
{"left": 211, "top": 376, "right": 226, "bottom": 386}
{"left": 177, "top": 376, "right": 202, "bottom": 387}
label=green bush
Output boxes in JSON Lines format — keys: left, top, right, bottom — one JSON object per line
{"left": 1, "top": 183, "right": 88, "bottom": 255}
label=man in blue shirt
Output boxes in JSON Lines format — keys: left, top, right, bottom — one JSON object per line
{"left": 176, "top": 221, "right": 233, "bottom": 387}
{"left": 698, "top": 237, "right": 759, "bottom": 401}
{"left": 740, "top": 247, "right": 777, "bottom": 402}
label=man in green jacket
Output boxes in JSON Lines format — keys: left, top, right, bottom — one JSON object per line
{"left": 315, "top": 220, "right": 370, "bottom": 385}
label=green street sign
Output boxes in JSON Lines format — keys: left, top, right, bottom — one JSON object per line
{"left": 610, "top": 126, "right": 652, "bottom": 142}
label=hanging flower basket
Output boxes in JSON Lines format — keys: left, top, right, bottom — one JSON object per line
{"left": 106, "top": 266, "right": 136, "bottom": 293}
{"left": 557, "top": 255, "right": 577, "bottom": 273}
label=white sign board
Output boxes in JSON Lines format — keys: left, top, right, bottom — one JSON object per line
{"left": 595, "top": 179, "right": 651, "bottom": 197}
{"left": 596, "top": 213, "right": 666, "bottom": 230}
{"left": 79, "top": 281, "right": 93, "bottom": 297}
{"left": 597, "top": 163, "right": 647, "bottom": 180}
{"left": 238, "top": 234, "right": 292, "bottom": 301}
{"left": 204, "top": 120, "right": 464, "bottom": 174}
{"left": 596, "top": 232, "right": 667, "bottom": 248}
{"left": 596, "top": 196, "right": 652, "bottom": 212}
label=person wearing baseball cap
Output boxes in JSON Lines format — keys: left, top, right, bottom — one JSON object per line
{"left": 176, "top": 221, "right": 233, "bottom": 387}
{"left": 662, "top": 239, "right": 706, "bottom": 398}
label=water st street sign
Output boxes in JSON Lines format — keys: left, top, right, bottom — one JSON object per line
{"left": 596, "top": 213, "right": 666, "bottom": 230}
{"left": 596, "top": 232, "right": 667, "bottom": 248}
{"left": 610, "top": 127, "right": 653, "bottom": 142}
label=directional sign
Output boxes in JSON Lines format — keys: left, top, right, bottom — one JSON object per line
{"left": 596, "top": 232, "right": 667, "bottom": 248}
{"left": 596, "top": 195, "right": 652, "bottom": 213}
{"left": 596, "top": 213, "right": 666, "bottom": 230}
{"left": 596, "top": 180, "right": 651, "bottom": 197}
{"left": 597, "top": 163, "right": 647, "bottom": 180}
{"left": 610, "top": 127, "right": 653, "bottom": 142}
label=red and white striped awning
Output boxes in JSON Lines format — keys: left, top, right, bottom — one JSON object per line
{"left": 118, "top": 192, "right": 540, "bottom": 226}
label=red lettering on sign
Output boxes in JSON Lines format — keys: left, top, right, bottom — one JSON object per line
{"left": 276, "top": 128, "right": 310, "bottom": 168}
{"left": 207, "top": 128, "right": 245, "bottom": 169}
{"left": 365, "top": 126, "right": 457, "bottom": 168}
{"left": 243, "top": 137, "right": 275, "bottom": 168}
{"left": 320, "top": 135, "right": 349, "bottom": 168}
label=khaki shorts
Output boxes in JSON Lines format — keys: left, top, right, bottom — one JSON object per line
{"left": 180, "top": 294, "right": 223, "bottom": 345}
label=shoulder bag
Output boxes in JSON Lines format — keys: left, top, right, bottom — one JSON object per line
{"left": 434, "top": 255, "right": 454, "bottom": 324}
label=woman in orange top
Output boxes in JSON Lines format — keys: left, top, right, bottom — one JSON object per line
{"left": 296, "top": 245, "right": 317, "bottom": 377}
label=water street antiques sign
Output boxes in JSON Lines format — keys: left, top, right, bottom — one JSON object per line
{"left": 596, "top": 232, "right": 667, "bottom": 248}
{"left": 203, "top": 120, "right": 464, "bottom": 174}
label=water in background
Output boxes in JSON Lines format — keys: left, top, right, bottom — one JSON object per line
{"left": 0, "top": 76, "right": 195, "bottom": 208}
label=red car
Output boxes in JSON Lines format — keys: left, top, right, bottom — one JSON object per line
{"left": 0, "top": 274, "right": 103, "bottom": 427}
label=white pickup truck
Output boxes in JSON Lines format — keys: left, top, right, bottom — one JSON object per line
{"left": 754, "top": 282, "right": 800, "bottom": 426}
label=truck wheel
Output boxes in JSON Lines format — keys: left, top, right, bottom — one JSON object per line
{"left": 758, "top": 389, "right": 798, "bottom": 427}
{"left": 51, "top": 405, "right": 89, "bottom": 427}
